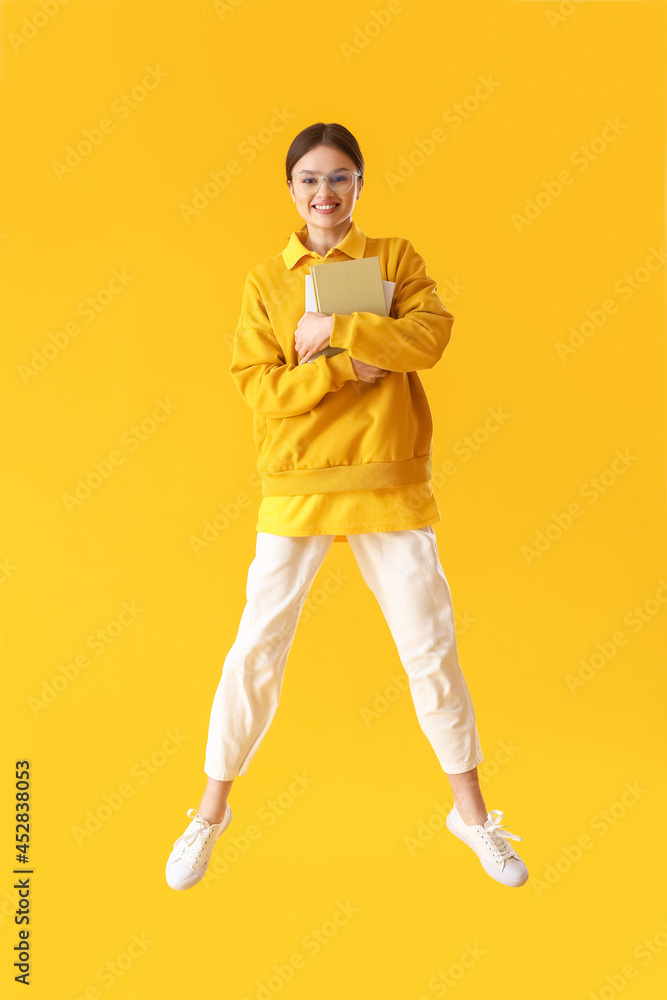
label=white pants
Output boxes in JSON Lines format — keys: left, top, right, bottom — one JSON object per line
{"left": 204, "top": 526, "right": 483, "bottom": 780}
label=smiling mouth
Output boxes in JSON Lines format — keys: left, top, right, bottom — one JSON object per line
{"left": 311, "top": 202, "right": 340, "bottom": 212}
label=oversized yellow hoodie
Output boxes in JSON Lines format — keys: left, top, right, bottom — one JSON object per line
{"left": 230, "top": 219, "right": 454, "bottom": 526}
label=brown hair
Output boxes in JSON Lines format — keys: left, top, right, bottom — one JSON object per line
{"left": 285, "top": 122, "right": 364, "bottom": 187}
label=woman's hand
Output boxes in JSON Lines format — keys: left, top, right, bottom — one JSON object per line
{"left": 295, "top": 312, "right": 334, "bottom": 364}
{"left": 350, "top": 358, "right": 390, "bottom": 383}
{"left": 294, "top": 313, "right": 389, "bottom": 383}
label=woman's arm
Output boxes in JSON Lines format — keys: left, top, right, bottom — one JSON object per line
{"left": 230, "top": 270, "right": 359, "bottom": 419}
{"left": 328, "top": 240, "right": 454, "bottom": 373}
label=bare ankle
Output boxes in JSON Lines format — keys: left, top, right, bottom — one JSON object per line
{"left": 199, "top": 806, "right": 227, "bottom": 825}
{"left": 198, "top": 776, "right": 234, "bottom": 825}
{"left": 455, "top": 801, "right": 487, "bottom": 827}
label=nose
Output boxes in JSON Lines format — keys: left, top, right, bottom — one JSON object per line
{"left": 313, "top": 177, "right": 336, "bottom": 197}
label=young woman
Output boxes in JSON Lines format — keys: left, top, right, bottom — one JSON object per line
{"left": 166, "top": 123, "right": 528, "bottom": 891}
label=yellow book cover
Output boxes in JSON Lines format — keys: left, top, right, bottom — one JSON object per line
{"left": 310, "top": 255, "right": 388, "bottom": 316}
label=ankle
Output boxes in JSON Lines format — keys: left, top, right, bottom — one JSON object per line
{"left": 199, "top": 803, "right": 228, "bottom": 825}
{"left": 455, "top": 802, "right": 487, "bottom": 827}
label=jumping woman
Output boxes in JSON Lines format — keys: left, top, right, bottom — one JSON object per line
{"left": 165, "top": 122, "right": 528, "bottom": 891}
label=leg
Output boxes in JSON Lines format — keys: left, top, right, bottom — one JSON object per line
{"left": 203, "top": 531, "right": 335, "bottom": 786}
{"left": 445, "top": 768, "right": 487, "bottom": 826}
{"left": 347, "top": 526, "right": 484, "bottom": 801}
{"left": 198, "top": 777, "right": 234, "bottom": 826}
{"left": 167, "top": 533, "right": 336, "bottom": 891}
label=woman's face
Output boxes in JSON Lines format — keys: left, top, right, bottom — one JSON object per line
{"left": 287, "top": 143, "right": 363, "bottom": 231}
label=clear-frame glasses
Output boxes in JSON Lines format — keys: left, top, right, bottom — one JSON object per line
{"left": 290, "top": 169, "right": 362, "bottom": 195}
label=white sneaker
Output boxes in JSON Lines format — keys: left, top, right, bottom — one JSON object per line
{"left": 165, "top": 805, "right": 232, "bottom": 891}
{"left": 446, "top": 804, "right": 528, "bottom": 887}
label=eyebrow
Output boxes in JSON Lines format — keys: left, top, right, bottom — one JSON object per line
{"left": 297, "top": 168, "right": 349, "bottom": 174}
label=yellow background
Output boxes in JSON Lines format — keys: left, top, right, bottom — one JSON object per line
{"left": 2, "top": 0, "right": 666, "bottom": 997}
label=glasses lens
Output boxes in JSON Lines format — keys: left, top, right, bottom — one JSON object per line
{"left": 296, "top": 170, "right": 355, "bottom": 194}
{"left": 328, "top": 170, "right": 354, "bottom": 193}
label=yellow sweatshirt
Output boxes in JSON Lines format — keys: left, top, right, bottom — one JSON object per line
{"left": 230, "top": 219, "right": 454, "bottom": 540}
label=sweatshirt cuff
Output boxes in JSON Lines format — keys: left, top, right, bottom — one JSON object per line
{"left": 329, "top": 313, "right": 353, "bottom": 354}
{"left": 324, "top": 349, "right": 358, "bottom": 384}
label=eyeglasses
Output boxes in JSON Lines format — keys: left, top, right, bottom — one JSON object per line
{"left": 290, "top": 169, "right": 362, "bottom": 195}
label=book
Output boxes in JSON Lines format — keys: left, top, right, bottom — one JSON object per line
{"left": 312, "top": 255, "right": 388, "bottom": 316}
{"left": 302, "top": 257, "right": 396, "bottom": 364}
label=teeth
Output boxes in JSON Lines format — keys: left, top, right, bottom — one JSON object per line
{"left": 313, "top": 204, "right": 338, "bottom": 210}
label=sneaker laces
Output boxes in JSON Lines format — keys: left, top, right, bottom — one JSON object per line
{"left": 480, "top": 810, "right": 523, "bottom": 862}
{"left": 176, "top": 809, "right": 216, "bottom": 864}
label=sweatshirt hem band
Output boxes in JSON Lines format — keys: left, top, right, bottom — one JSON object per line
{"left": 260, "top": 455, "right": 433, "bottom": 496}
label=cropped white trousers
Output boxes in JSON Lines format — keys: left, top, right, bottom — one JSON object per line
{"left": 204, "top": 526, "right": 483, "bottom": 780}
